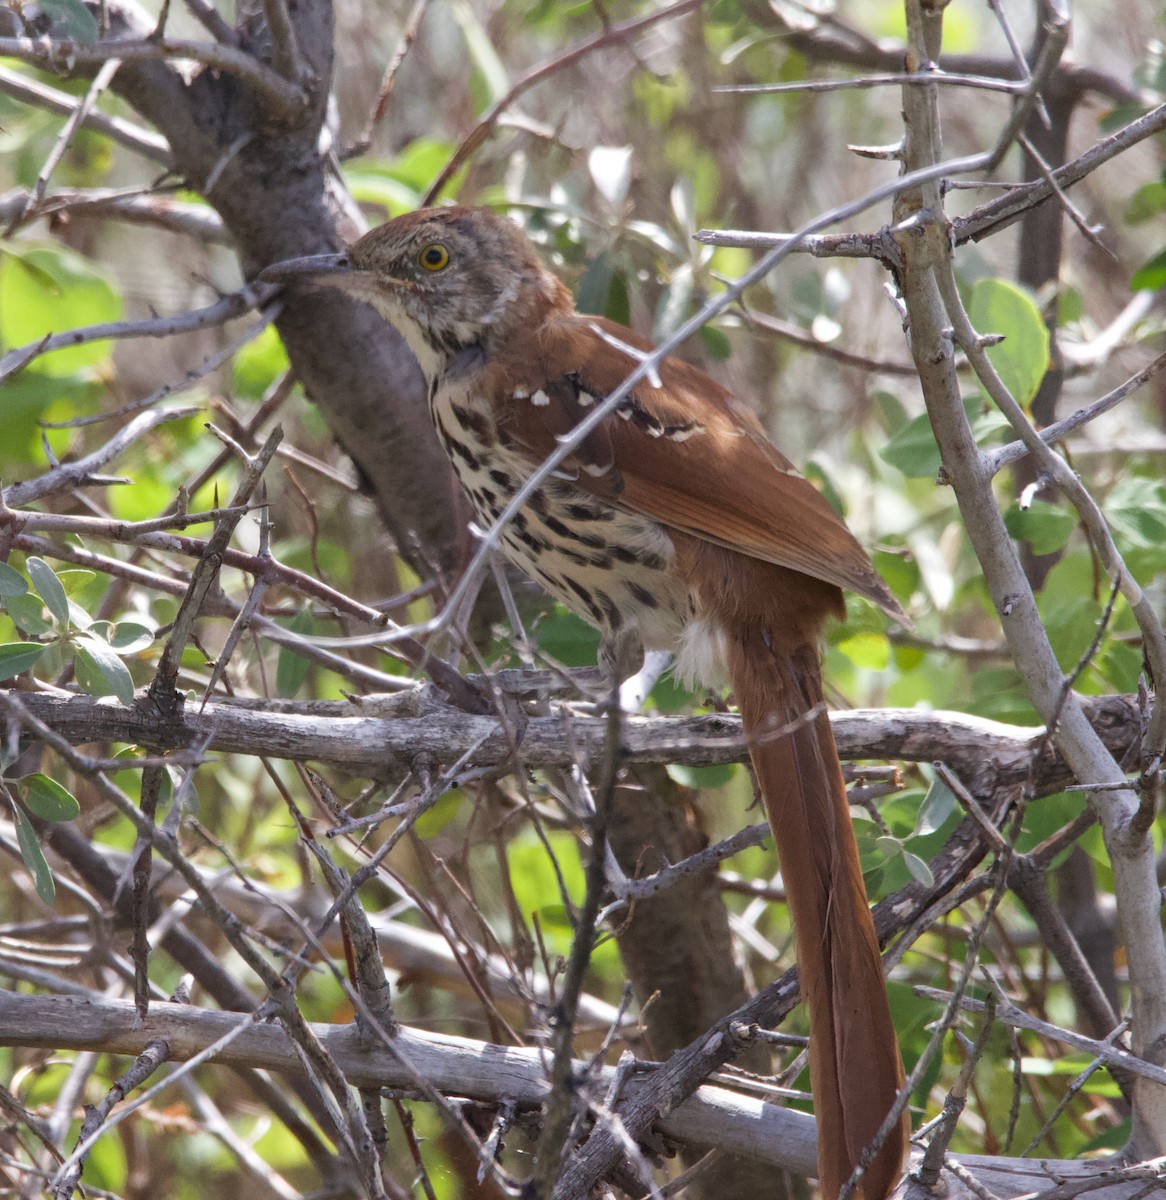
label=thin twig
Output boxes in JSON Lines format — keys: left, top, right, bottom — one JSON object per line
{"left": 182, "top": 0, "right": 240, "bottom": 46}
{"left": 422, "top": 0, "right": 705, "bottom": 203}
{"left": 0, "top": 283, "right": 276, "bottom": 386}
{"left": 717, "top": 70, "right": 1028, "bottom": 96}
{"left": 0, "top": 63, "right": 171, "bottom": 164}
{"left": 350, "top": 0, "right": 432, "bottom": 154}
{"left": 7, "top": 57, "right": 123, "bottom": 236}
{"left": 2, "top": 406, "right": 199, "bottom": 507}
{"left": 0, "top": 185, "right": 230, "bottom": 242}
{"left": 980, "top": 350, "right": 1166, "bottom": 476}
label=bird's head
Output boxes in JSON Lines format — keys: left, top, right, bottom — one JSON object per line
{"left": 261, "top": 206, "right": 571, "bottom": 381}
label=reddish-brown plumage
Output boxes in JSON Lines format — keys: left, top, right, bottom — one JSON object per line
{"left": 265, "top": 205, "right": 911, "bottom": 1198}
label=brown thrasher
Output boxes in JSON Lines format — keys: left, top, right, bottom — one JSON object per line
{"left": 265, "top": 206, "right": 909, "bottom": 1199}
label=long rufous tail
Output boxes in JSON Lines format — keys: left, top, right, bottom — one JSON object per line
{"left": 728, "top": 628, "right": 908, "bottom": 1200}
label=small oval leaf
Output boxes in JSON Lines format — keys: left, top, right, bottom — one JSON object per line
{"left": 26, "top": 557, "right": 70, "bottom": 627}
{"left": 13, "top": 807, "right": 56, "bottom": 904}
{"left": 0, "top": 642, "right": 47, "bottom": 682}
{"left": 75, "top": 637, "right": 135, "bottom": 704}
{"left": 21, "top": 774, "right": 81, "bottom": 822}
{"left": 0, "top": 563, "right": 28, "bottom": 597}
{"left": 902, "top": 850, "right": 935, "bottom": 887}
{"left": 968, "top": 278, "right": 1050, "bottom": 409}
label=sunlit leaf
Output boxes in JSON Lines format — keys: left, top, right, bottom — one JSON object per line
{"left": 588, "top": 146, "right": 633, "bottom": 211}
{"left": 968, "top": 278, "right": 1050, "bottom": 408}
{"left": 1131, "top": 247, "right": 1166, "bottom": 291}
{"left": 0, "top": 245, "right": 122, "bottom": 377}
{"left": 450, "top": 0, "right": 510, "bottom": 110}
{"left": 836, "top": 631, "right": 890, "bottom": 671}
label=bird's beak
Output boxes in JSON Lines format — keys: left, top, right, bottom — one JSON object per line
{"left": 259, "top": 252, "right": 354, "bottom": 286}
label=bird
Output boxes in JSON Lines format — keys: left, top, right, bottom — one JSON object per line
{"left": 263, "top": 205, "right": 910, "bottom": 1199}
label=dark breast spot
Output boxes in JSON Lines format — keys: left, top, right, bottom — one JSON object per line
{"left": 450, "top": 403, "right": 495, "bottom": 446}
{"left": 563, "top": 576, "right": 604, "bottom": 623}
{"left": 541, "top": 514, "right": 607, "bottom": 550}
{"left": 565, "top": 503, "right": 607, "bottom": 522}
{"left": 512, "top": 526, "right": 551, "bottom": 555}
{"left": 611, "top": 545, "right": 668, "bottom": 571}
{"left": 489, "top": 469, "right": 513, "bottom": 490}
{"left": 627, "top": 582, "right": 659, "bottom": 609}
{"left": 447, "top": 438, "right": 481, "bottom": 471}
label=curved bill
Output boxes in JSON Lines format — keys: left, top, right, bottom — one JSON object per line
{"left": 259, "top": 253, "right": 351, "bottom": 284}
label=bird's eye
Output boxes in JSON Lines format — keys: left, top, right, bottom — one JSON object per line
{"left": 418, "top": 243, "right": 450, "bottom": 271}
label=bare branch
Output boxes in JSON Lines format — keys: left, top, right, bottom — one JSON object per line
{"left": 0, "top": 187, "right": 230, "bottom": 242}
{"left": 2, "top": 686, "right": 1142, "bottom": 786}
{"left": 0, "top": 33, "right": 308, "bottom": 121}
{"left": 981, "top": 350, "right": 1166, "bottom": 477}
{"left": 2, "top": 406, "right": 199, "bottom": 507}
{"left": 0, "top": 283, "right": 276, "bottom": 386}
{"left": 0, "top": 62, "right": 171, "bottom": 164}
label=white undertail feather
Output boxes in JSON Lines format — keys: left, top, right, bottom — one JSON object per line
{"left": 673, "top": 616, "right": 729, "bottom": 691}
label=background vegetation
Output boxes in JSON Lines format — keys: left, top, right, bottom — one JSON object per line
{"left": 0, "top": 0, "right": 1164, "bottom": 1197}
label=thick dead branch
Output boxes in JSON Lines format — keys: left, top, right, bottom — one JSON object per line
{"left": 1, "top": 988, "right": 1154, "bottom": 1197}
{"left": 1, "top": 686, "right": 1141, "bottom": 790}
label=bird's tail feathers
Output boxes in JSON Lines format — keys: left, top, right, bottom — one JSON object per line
{"left": 728, "top": 628, "right": 908, "bottom": 1200}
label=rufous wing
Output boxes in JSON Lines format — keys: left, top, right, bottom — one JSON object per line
{"left": 488, "top": 315, "right": 905, "bottom": 622}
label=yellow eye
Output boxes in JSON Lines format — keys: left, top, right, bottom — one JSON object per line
{"left": 418, "top": 243, "right": 450, "bottom": 271}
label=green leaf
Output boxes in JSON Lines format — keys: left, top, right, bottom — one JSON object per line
{"left": 879, "top": 409, "right": 941, "bottom": 477}
{"left": 74, "top": 636, "right": 136, "bottom": 704}
{"left": 0, "top": 641, "right": 47, "bottom": 681}
{"left": 576, "top": 255, "right": 615, "bottom": 317}
{"left": 26, "top": 557, "right": 70, "bottom": 627}
{"left": 915, "top": 778, "right": 956, "bottom": 836}
{"left": 836, "top": 631, "right": 890, "bottom": 671}
{"left": 95, "top": 621, "right": 156, "bottom": 655}
{"left": 276, "top": 608, "right": 314, "bottom": 698}
{"left": 21, "top": 774, "right": 81, "bottom": 822}
{"left": 1131, "top": 247, "right": 1166, "bottom": 291}
{"left": 0, "top": 244, "right": 122, "bottom": 377}
{"left": 1004, "top": 500, "right": 1076, "bottom": 555}
{"left": 2, "top": 594, "right": 54, "bottom": 637}
{"left": 233, "top": 325, "right": 291, "bottom": 400}
{"left": 700, "top": 324, "right": 732, "bottom": 360}
{"left": 450, "top": 0, "right": 510, "bottom": 111}
{"left": 666, "top": 763, "right": 737, "bottom": 789}
{"left": 879, "top": 397, "right": 1007, "bottom": 478}
{"left": 13, "top": 806, "right": 55, "bottom": 904}
{"left": 0, "top": 563, "right": 28, "bottom": 597}
{"left": 1124, "top": 180, "right": 1166, "bottom": 224}
{"left": 968, "top": 278, "right": 1050, "bottom": 408}
{"left": 37, "top": 0, "right": 99, "bottom": 41}
{"left": 901, "top": 850, "right": 934, "bottom": 887}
